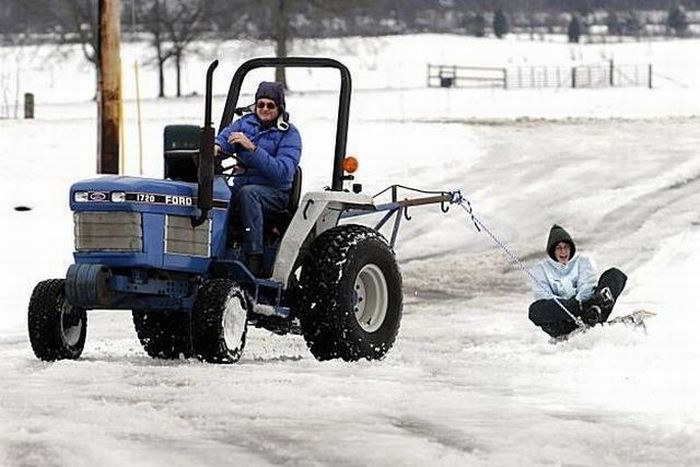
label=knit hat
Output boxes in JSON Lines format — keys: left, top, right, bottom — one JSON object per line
{"left": 254, "top": 81, "right": 289, "bottom": 124}
{"left": 546, "top": 224, "right": 576, "bottom": 261}
{"left": 256, "top": 81, "right": 285, "bottom": 109}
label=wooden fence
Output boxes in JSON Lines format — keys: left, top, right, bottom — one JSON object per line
{"left": 427, "top": 64, "right": 507, "bottom": 89}
{"left": 427, "top": 61, "right": 653, "bottom": 90}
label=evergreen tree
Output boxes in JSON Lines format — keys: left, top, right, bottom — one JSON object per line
{"left": 623, "top": 11, "right": 642, "bottom": 37}
{"left": 493, "top": 8, "right": 508, "bottom": 39}
{"left": 606, "top": 10, "right": 622, "bottom": 36}
{"left": 668, "top": 3, "right": 689, "bottom": 36}
{"left": 470, "top": 13, "right": 486, "bottom": 38}
{"left": 568, "top": 14, "right": 582, "bottom": 43}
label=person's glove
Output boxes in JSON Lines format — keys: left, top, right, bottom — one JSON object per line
{"left": 563, "top": 297, "right": 583, "bottom": 316}
{"left": 579, "top": 305, "right": 602, "bottom": 326}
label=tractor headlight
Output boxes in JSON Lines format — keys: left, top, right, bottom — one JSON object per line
{"left": 111, "top": 191, "right": 126, "bottom": 203}
{"left": 74, "top": 191, "right": 89, "bottom": 202}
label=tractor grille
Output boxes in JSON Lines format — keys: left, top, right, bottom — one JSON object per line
{"left": 74, "top": 212, "right": 143, "bottom": 252}
{"left": 164, "top": 215, "right": 211, "bottom": 257}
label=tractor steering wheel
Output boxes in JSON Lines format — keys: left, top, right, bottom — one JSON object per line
{"left": 217, "top": 149, "right": 247, "bottom": 180}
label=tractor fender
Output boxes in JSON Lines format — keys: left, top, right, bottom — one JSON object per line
{"left": 271, "top": 191, "right": 374, "bottom": 288}
{"left": 65, "top": 263, "right": 113, "bottom": 309}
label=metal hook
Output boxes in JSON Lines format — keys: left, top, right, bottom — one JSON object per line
{"left": 303, "top": 199, "right": 315, "bottom": 220}
{"left": 403, "top": 206, "right": 412, "bottom": 221}
{"left": 440, "top": 199, "right": 450, "bottom": 213}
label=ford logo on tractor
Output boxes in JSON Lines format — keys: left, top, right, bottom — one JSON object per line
{"left": 165, "top": 195, "right": 193, "bottom": 206}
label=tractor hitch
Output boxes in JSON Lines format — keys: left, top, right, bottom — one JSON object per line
{"left": 340, "top": 186, "right": 464, "bottom": 248}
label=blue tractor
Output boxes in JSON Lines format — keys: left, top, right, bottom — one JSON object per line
{"left": 28, "top": 57, "right": 459, "bottom": 364}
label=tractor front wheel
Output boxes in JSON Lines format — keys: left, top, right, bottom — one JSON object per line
{"left": 300, "top": 225, "right": 403, "bottom": 362}
{"left": 192, "top": 279, "right": 249, "bottom": 363}
{"left": 28, "top": 279, "right": 87, "bottom": 361}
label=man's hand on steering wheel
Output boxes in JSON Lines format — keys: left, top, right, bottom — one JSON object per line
{"left": 226, "top": 132, "right": 256, "bottom": 152}
{"left": 215, "top": 145, "right": 248, "bottom": 179}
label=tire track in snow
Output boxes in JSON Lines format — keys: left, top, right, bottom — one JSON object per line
{"left": 388, "top": 416, "right": 484, "bottom": 456}
{"left": 592, "top": 168, "right": 700, "bottom": 270}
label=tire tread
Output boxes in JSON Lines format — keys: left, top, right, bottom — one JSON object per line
{"left": 300, "top": 225, "right": 402, "bottom": 361}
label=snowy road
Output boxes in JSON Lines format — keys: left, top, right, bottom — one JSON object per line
{"left": 2, "top": 111, "right": 700, "bottom": 465}
{"left": 1, "top": 303, "right": 695, "bottom": 467}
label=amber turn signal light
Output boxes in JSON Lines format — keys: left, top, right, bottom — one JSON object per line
{"left": 343, "top": 156, "right": 359, "bottom": 173}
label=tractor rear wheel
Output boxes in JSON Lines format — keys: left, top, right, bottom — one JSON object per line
{"left": 300, "top": 225, "right": 403, "bottom": 362}
{"left": 28, "top": 279, "right": 87, "bottom": 361}
{"left": 192, "top": 279, "right": 249, "bottom": 363}
{"left": 132, "top": 310, "right": 193, "bottom": 359}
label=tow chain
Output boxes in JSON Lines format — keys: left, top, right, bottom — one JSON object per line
{"left": 450, "top": 192, "right": 584, "bottom": 328}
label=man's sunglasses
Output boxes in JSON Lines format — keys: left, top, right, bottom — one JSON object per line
{"left": 256, "top": 101, "right": 277, "bottom": 110}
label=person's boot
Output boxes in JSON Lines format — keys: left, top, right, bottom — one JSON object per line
{"left": 596, "top": 287, "right": 614, "bottom": 307}
{"left": 594, "top": 287, "right": 615, "bottom": 323}
{"left": 246, "top": 254, "right": 263, "bottom": 277}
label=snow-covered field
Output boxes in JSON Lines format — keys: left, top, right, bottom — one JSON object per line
{"left": 1, "top": 34, "right": 700, "bottom": 466}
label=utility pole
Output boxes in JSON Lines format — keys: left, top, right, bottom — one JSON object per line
{"left": 97, "top": 0, "right": 122, "bottom": 174}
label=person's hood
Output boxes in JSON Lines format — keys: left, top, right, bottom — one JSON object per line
{"left": 546, "top": 224, "right": 576, "bottom": 261}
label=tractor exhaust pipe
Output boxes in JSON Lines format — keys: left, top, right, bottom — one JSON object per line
{"left": 192, "top": 60, "right": 218, "bottom": 228}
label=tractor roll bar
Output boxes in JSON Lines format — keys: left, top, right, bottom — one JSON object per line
{"left": 219, "top": 57, "right": 352, "bottom": 192}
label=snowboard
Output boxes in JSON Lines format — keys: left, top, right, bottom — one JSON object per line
{"left": 549, "top": 309, "right": 656, "bottom": 344}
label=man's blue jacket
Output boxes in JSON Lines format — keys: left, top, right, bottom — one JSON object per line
{"left": 215, "top": 113, "right": 302, "bottom": 192}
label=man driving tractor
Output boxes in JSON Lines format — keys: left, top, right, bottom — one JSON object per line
{"left": 214, "top": 81, "right": 302, "bottom": 276}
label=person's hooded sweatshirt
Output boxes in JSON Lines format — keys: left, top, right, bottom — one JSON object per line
{"left": 530, "top": 224, "right": 597, "bottom": 302}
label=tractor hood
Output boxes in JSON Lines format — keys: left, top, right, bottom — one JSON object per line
{"left": 69, "top": 175, "right": 230, "bottom": 215}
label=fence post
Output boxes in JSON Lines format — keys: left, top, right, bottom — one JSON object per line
{"left": 557, "top": 67, "right": 561, "bottom": 87}
{"left": 571, "top": 67, "right": 577, "bottom": 88}
{"left": 502, "top": 68, "right": 507, "bottom": 89}
{"left": 648, "top": 64, "right": 653, "bottom": 89}
{"left": 609, "top": 59, "right": 614, "bottom": 86}
{"left": 439, "top": 66, "right": 454, "bottom": 88}
{"left": 24, "top": 93, "right": 34, "bottom": 119}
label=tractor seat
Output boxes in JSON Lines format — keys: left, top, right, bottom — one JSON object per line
{"left": 265, "top": 166, "right": 302, "bottom": 239}
{"left": 163, "top": 124, "right": 200, "bottom": 182}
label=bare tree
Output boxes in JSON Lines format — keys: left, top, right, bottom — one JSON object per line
{"left": 139, "top": 0, "right": 211, "bottom": 98}
{"left": 274, "top": 0, "right": 289, "bottom": 88}
{"left": 0, "top": 33, "right": 30, "bottom": 118}
{"left": 140, "top": 0, "right": 171, "bottom": 98}
{"left": 264, "top": 0, "right": 374, "bottom": 89}
{"left": 7, "top": 0, "right": 99, "bottom": 100}
{"left": 66, "top": 0, "right": 99, "bottom": 65}
{"left": 9, "top": 0, "right": 98, "bottom": 63}
{"left": 160, "top": 0, "right": 211, "bottom": 97}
